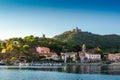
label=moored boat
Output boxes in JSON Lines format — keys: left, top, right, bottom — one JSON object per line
{"left": 0, "top": 62, "right": 6, "bottom": 65}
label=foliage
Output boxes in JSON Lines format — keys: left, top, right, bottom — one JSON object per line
{"left": 53, "top": 30, "right": 120, "bottom": 53}
{"left": 0, "top": 35, "right": 64, "bottom": 63}
{"left": 76, "top": 55, "right": 80, "bottom": 62}
{"left": 94, "top": 47, "right": 103, "bottom": 54}
{"left": 66, "top": 56, "right": 73, "bottom": 63}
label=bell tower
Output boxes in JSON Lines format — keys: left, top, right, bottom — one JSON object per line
{"left": 82, "top": 44, "right": 86, "bottom": 52}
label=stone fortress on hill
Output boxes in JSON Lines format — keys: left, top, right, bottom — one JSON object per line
{"left": 72, "top": 27, "right": 82, "bottom": 33}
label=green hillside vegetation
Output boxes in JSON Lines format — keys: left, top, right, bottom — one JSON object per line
{"left": 53, "top": 28, "right": 120, "bottom": 53}
{"left": 0, "top": 35, "right": 64, "bottom": 64}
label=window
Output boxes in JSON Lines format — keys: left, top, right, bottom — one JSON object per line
{"left": 41, "top": 50, "right": 44, "bottom": 53}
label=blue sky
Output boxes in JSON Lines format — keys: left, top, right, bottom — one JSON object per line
{"left": 0, "top": 0, "right": 120, "bottom": 40}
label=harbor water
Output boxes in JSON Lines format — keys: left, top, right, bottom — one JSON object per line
{"left": 0, "top": 65, "right": 120, "bottom": 80}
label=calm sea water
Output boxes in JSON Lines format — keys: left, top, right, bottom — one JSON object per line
{"left": 0, "top": 65, "right": 120, "bottom": 80}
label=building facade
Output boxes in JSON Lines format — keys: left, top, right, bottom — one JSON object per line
{"left": 85, "top": 53, "right": 101, "bottom": 62}
{"left": 36, "top": 47, "right": 50, "bottom": 54}
{"left": 108, "top": 53, "right": 120, "bottom": 62}
{"left": 79, "top": 44, "right": 101, "bottom": 63}
{"left": 61, "top": 52, "right": 77, "bottom": 63}
{"left": 36, "top": 46, "right": 59, "bottom": 60}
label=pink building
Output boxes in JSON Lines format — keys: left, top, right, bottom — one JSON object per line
{"left": 36, "top": 47, "right": 50, "bottom": 54}
{"left": 79, "top": 51, "right": 85, "bottom": 59}
{"left": 36, "top": 47, "right": 59, "bottom": 60}
{"left": 79, "top": 51, "right": 88, "bottom": 63}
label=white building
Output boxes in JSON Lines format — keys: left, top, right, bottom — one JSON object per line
{"left": 85, "top": 53, "right": 101, "bottom": 61}
{"left": 61, "top": 52, "right": 77, "bottom": 63}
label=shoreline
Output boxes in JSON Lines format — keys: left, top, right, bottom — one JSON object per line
{"left": 11, "top": 62, "right": 120, "bottom": 66}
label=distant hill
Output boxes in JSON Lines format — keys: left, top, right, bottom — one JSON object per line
{"left": 53, "top": 27, "right": 120, "bottom": 52}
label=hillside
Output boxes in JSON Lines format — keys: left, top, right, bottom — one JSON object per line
{"left": 53, "top": 28, "right": 120, "bottom": 52}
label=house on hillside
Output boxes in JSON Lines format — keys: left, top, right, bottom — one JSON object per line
{"left": 36, "top": 46, "right": 59, "bottom": 60}
{"left": 36, "top": 47, "right": 50, "bottom": 54}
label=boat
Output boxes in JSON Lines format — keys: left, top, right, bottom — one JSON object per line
{"left": 0, "top": 62, "right": 6, "bottom": 65}
{"left": 19, "top": 63, "right": 30, "bottom": 66}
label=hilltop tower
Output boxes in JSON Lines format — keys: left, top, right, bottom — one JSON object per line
{"left": 75, "top": 27, "right": 79, "bottom": 32}
{"left": 73, "top": 27, "right": 81, "bottom": 33}
{"left": 42, "top": 34, "right": 46, "bottom": 38}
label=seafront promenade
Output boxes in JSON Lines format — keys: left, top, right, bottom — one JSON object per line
{"left": 17, "top": 62, "right": 120, "bottom": 66}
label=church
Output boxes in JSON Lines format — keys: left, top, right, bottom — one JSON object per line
{"left": 79, "top": 44, "right": 101, "bottom": 63}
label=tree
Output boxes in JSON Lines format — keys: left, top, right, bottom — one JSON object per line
{"left": 94, "top": 47, "right": 105, "bottom": 61}
{"left": 66, "top": 56, "right": 73, "bottom": 63}
{"left": 76, "top": 55, "right": 80, "bottom": 62}
{"left": 94, "top": 47, "right": 103, "bottom": 54}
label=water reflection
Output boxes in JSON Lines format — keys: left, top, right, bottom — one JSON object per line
{"left": 63, "top": 65, "right": 101, "bottom": 74}
{"left": 64, "top": 65, "right": 120, "bottom": 75}
{"left": 108, "top": 65, "right": 120, "bottom": 75}
{"left": 0, "top": 65, "right": 120, "bottom": 75}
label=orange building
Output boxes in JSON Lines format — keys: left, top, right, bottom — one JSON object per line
{"left": 108, "top": 53, "right": 120, "bottom": 62}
